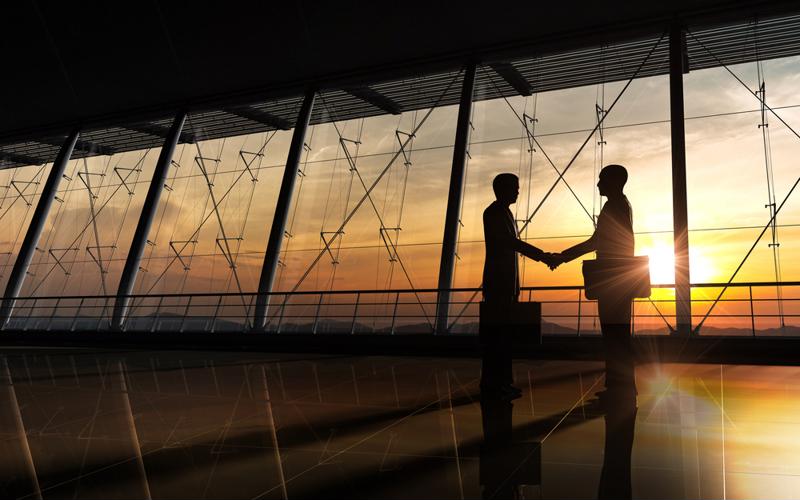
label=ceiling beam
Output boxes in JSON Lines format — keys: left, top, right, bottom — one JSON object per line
{"left": 224, "top": 106, "right": 292, "bottom": 130}
{"left": 344, "top": 86, "right": 402, "bottom": 115}
{"left": 75, "top": 139, "right": 116, "bottom": 156}
{"left": 125, "top": 122, "right": 196, "bottom": 144}
{"left": 0, "top": 150, "right": 46, "bottom": 167}
{"left": 488, "top": 62, "right": 532, "bottom": 96}
{"left": 37, "top": 137, "right": 116, "bottom": 157}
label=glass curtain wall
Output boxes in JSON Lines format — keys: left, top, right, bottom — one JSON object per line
{"left": 21, "top": 146, "right": 161, "bottom": 298}
{"left": 7, "top": 142, "right": 160, "bottom": 329}
{"left": 269, "top": 76, "right": 461, "bottom": 334}
{"left": 454, "top": 54, "right": 673, "bottom": 335}
{"left": 127, "top": 114, "right": 298, "bottom": 330}
{"left": 0, "top": 116, "right": 298, "bottom": 330}
{"left": 7, "top": 28, "right": 800, "bottom": 337}
{"left": 685, "top": 41, "right": 800, "bottom": 334}
{"left": 0, "top": 157, "right": 55, "bottom": 292}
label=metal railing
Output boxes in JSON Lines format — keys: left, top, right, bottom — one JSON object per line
{"left": 2, "top": 281, "right": 798, "bottom": 336}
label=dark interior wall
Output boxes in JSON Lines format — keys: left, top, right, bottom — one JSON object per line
{"left": 2, "top": 0, "right": 797, "bottom": 140}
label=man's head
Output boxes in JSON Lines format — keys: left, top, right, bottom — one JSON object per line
{"left": 493, "top": 173, "right": 519, "bottom": 205}
{"left": 597, "top": 164, "right": 628, "bottom": 197}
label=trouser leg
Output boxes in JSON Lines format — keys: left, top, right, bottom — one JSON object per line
{"left": 480, "top": 300, "right": 515, "bottom": 390}
{"left": 599, "top": 298, "right": 635, "bottom": 394}
{"left": 501, "top": 333, "right": 513, "bottom": 386}
{"left": 602, "top": 326, "right": 635, "bottom": 392}
{"left": 481, "top": 339, "right": 502, "bottom": 389}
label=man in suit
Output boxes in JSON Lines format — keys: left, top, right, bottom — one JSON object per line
{"left": 552, "top": 164, "right": 637, "bottom": 403}
{"left": 482, "top": 173, "right": 555, "bottom": 399}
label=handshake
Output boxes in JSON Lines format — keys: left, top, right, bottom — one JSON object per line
{"left": 541, "top": 252, "right": 566, "bottom": 271}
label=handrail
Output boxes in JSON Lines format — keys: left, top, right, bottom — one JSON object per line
{"left": 6, "top": 280, "right": 800, "bottom": 302}
{"left": 3, "top": 280, "right": 795, "bottom": 337}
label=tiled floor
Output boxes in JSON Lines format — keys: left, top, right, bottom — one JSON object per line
{"left": 2, "top": 347, "right": 800, "bottom": 499}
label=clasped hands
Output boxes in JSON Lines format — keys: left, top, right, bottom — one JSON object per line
{"left": 541, "top": 252, "right": 566, "bottom": 271}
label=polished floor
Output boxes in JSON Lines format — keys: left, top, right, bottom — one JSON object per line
{"left": 2, "top": 348, "right": 800, "bottom": 499}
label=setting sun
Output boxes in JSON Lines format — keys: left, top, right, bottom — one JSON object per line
{"left": 642, "top": 243, "right": 717, "bottom": 284}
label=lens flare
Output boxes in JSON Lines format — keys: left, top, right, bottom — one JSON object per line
{"left": 641, "top": 243, "right": 716, "bottom": 284}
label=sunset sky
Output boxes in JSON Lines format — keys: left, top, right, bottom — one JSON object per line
{"left": 0, "top": 54, "right": 798, "bottom": 332}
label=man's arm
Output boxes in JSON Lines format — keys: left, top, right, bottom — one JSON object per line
{"left": 556, "top": 198, "right": 630, "bottom": 264}
{"left": 558, "top": 234, "right": 596, "bottom": 263}
{"left": 484, "top": 208, "right": 549, "bottom": 263}
{"left": 513, "top": 238, "right": 546, "bottom": 262}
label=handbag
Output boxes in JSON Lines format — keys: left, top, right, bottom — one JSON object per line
{"left": 581, "top": 256, "right": 651, "bottom": 300}
{"left": 479, "top": 301, "right": 541, "bottom": 345}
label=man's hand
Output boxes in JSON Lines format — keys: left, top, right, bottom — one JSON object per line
{"left": 541, "top": 252, "right": 563, "bottom": 271}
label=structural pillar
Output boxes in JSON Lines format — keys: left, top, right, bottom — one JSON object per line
{"left": 111, "top": 112, "right": 186, "bottom": 331}
{"left": 0, "top": 130, "right": 79, "bottom": 329}
{"left": 436, "top": 63, "right": 476, "bottom": 334}
{"left": 253, "top": 90, "right": 316, "bottom": 331}
{"left": 669, "top": 24, "right": 692, "bottom": 335}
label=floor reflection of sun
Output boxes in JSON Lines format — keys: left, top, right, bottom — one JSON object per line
{"left": 639, "top": 365, "right": 800, "bottom": 499}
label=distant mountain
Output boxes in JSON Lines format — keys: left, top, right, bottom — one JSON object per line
{"left": 60, "top": 311, "right": 800, "bottom": 337}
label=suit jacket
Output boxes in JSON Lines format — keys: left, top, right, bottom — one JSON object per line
{"left": 595, "top": 196, "right": 634, "bottom": 259}
{"left": 482, "top": 201, "right": 544, "bottom": 303}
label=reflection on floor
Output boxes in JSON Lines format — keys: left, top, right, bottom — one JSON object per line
{"left": 1, "top": 348, "right": 800, "bottom": 499}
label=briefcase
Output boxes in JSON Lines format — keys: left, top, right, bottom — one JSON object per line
{"left": 582, "top": 256, "right": 651, "bottom": 300}
{"left": 479, "top": 301, "right": 541, "bottom": 345}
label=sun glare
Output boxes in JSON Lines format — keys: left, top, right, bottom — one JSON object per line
{"left": 641, "top": 243, "right": 716, "bottom": 284}
{"left": 643, "top": 244, "right": 675, "bottom": 284}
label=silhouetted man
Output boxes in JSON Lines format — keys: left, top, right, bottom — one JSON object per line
{"left": 482, "top": 173, "right": 554, "bottom": 399}
{"left": 553, "top": 165, "right": 636, "bottom": 402}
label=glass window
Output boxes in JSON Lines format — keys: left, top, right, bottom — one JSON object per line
{"left": 0, "top": 153, "right": 56, "bottom": 292}
{"left": 455, "top": 54, "right": 673, "bottom": 335}
{"left": 685, "top": 51, "right": 800, "bottom": 334}
{"left": 270, "top": 74, "right": 462, "bottom": 333}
